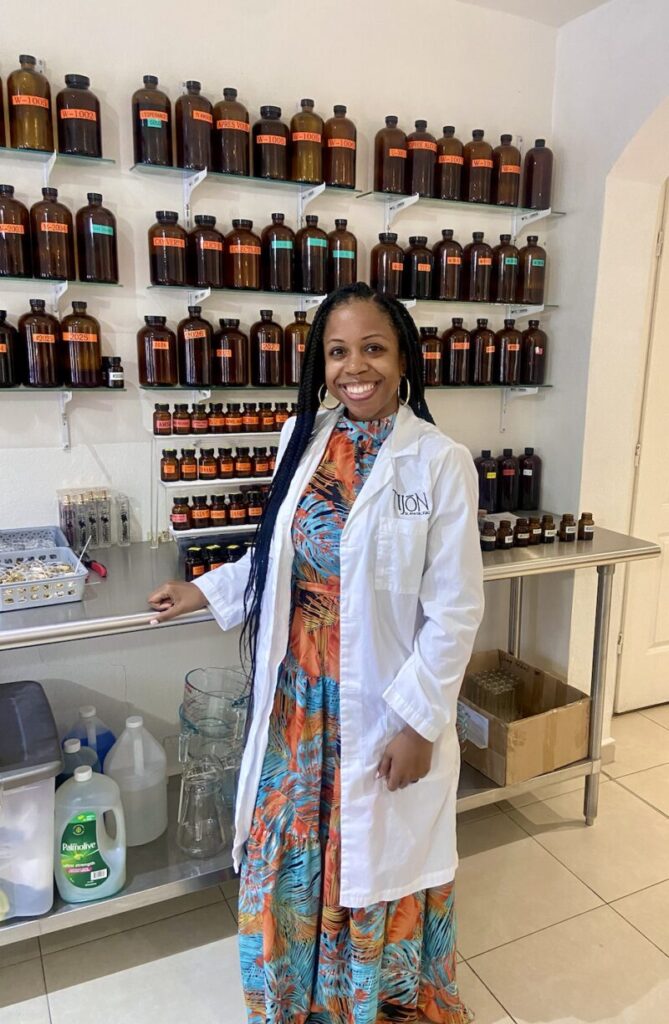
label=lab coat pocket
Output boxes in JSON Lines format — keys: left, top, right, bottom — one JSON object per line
{"left": 375, "top": 517, "right": 428, "bottom": 595}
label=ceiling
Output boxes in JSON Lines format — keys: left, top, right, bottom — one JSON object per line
{"left": 456, "top": 0, "right": 612, "bottom": 27}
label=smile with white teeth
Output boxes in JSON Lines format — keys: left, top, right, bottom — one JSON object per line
{"left": 340, "top": 382, "right": 379, "bottom": 398}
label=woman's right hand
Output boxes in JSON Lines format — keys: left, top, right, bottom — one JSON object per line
{"left": 147, "top": 580, "right": 209, "bottom": 623}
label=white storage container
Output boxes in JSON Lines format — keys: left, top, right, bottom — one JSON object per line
{"left": 104, "top": 716, "right": 168, "bottom": 847}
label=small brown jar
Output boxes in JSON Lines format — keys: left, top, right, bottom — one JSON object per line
{"left": 480, "top": 522, "right": 497, "bottom": 552}
{"left": 268, "top": 446, "right": 278, "bottom": 473}
{"left": 190, "top": 403, "right": 209, "bottom": 434}
{"left": 234, "top": 448, "right": 252, "bottom": 478}
{"left": 403, "top": 236, "right": 433, "bottom": 300}
{"left": 210, "top": 496, "right": 229, "bottom": 528}
{"left": 253, "top": 106, "right": 289, "bottom": 181}
{"left": 225, "top": 219, "right": 261, "bottom": 290}
{"left": 176, "top": 81, "right": 212, "bottom": 171}
{"left": 491, "top": 234, "right": 520, "bottom": 304}
{"left": 435, "top": 126, "right": 464, "bottom": 201}
{"left": 406, "top": 120, "right": 437, "bottom": 198}
{"left": 0, "top": 184, "right": 31, "bottom": 278}
{"left": 170, "top": 496, "right": 191, "bottom": 531}
{"left": 56, "top": 74, "right": 101, "bottom": 158}
{"left": 217, "top": 448, "right": 234, "bottom": 478}
{"left": 259, "top": 402, "right": 275, "bottom": 432}
{"left": 246, "top": 491, "right": 264, "bottom": 523}
{"left": 323, "top": 105, "right": 356, "bottom": 189}
{"left": 578, "top": 512, "right": 595, "bottom": 541}
{"left": 462, "top": 231, "right": 493, "bottom": 302}
{"left": 253, "top": 447, "right": 270, "bottom": 477}
{"left": 528, "top": 517, "right": 543, "bottom": 546}
{"left": 179, "top": 449, "right": 198, "bottom": 481}
{"left": 496, "top": 520, "right": 514, "bottom": 550}
{"left": 213, "top": 319, "right": 249, "bottom": 386}
{"left": 432, "top": 229, "right": 462, "bottom": 301}
{"left": 443, "top": 318, "right": 470, "bottom": 386}
{"left": 188, "top": 215, "right": 224, "bottom": 289}
{"left": 374, "top": 115, "right": 407, "bottom": 195}
{"left": 160, "top": 449, "right": 179, "bottom": 482}
{"left": 522, "top": 139, "right": 554, "bottom": 211}
{"left": 138, "top": 316, "right": 178, "bottom": 387}
{"left": 198, "top": 448, "right": 218, "bottom": 480}
{"left": 203, "top": 543, "right": 225, "bottom": 571}
{"left": 514, "top": 518, "right": 530, "bottom": 547}
{"left": 492, "top": 134, "right": 521, "bottom": 207}
{"left": 419, "top": 327, "right": 442, "bottom": 387}
{"left": 559, "top": 514, "right": 577, "bottom": 543}
{"left": 173, "top": 404, "right": 192, "bottom": 435}
{"left": 469, "top": 318, "right": 495, "bottom": 385}
{"left": 290, "top": 98, "right": 324, "bottom": 184}
{"left": 463, "top": 129, "right": 493, "bottom": 203}
{"left": 541, "top": 514, "right": 557, "bottom": 544}
{"left": 328, "top": 219, "right": 358, "bottom": 291}
{"left": 274, "top": 403, "right": 290, "bottom": 429}
{"left": 295, "top": 215, "right": 328, "bottom": 294}
{"left": 284, "top": 310, "right": 308, "bottom": 387}
{"left": 212, "top": 87, "right": 250, "bottom": 176}
{"left": 261, "top": 212, "right": 295, "bottom": 293}
{"left": 370, "top": 232, "right": 404, "bottom": 297}
{"left": 31, "top": 187, "right": 75, "bottom": 281}
{"left": 228, "top": 492, "right": 248, "bottom": 525}
{"left": 243, "top": 402, "right": 261, "bottom": 432}
{"left": 208, "top": 403, "right": 226, "bottom": 433}
{"left": 494, "top": 319, "right": 522, "bottom": 386}
{"left": 153, "top": 403, "right": 172, "bottom": 435}
{"left": 149, "top": 211, "right": 187, "bottom": 286}
{"left": 226, "top": 542, "right": 245, "bottom": 561}
{"left": 185, "top": 546, "right": 206, "bottom": 582}
{"left": 225, "top": 402, "right": 243, "bottom": 433}
{"left": 191, "top": 495, "right": 212, "bottom": 529}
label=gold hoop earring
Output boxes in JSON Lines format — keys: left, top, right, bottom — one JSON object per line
{"left": 398, "top": 376, "right": 411, "bottom": 406}
{"left": 319, "top": 384, "right": 339, "bottom": 410}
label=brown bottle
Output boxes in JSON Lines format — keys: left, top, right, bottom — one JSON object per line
{"left": 491, "top": 234, "right": 520, "bottom": 304}
{"left": 212, "top": 87, "right": 249, "bottom": 176}
{"left": 173, "top": 404, "right": 192, "bottom": 435}
{"left": 462, "top": 231, "right": 493, "bottom": 302}
{"left": 225, "top": 219, "right": 261, "bottom": 290}
{"left": 559, "top": 514, "right": 577, "bottom": 543}
{"left": 494, "top": 319, "right": 522, "bottom": 385}
{"left": 209, "top": 499, "right": 229, "bottom": 531}
{"left": 261, "top": 213, "right": 295, "bottom": 292}
{"left": 291, "top": 99, "right": 323, "bottom": 184}
{"left": 578, "top": 512, "right": 595, "bottom": 541}
{"left": 541, "top": 514, "right": 557, "bottom": 544}
{"left": 463, "top": 129, "right": 493, "bottom": 203}
{"left": 435, "top": 126, "right": 464, "bottom": 201}
{"left": 31, "top": 187, "right": 75, "bottom": 280}
{"left": 519, "top": 447, "right": 542, "bottom": 511}
{"left": 419, "top": 326, "right": 442, "bottom": 386}
{"left": 492, "top": 134, "right": 521, "bottom": 207}
{"left": 190, "top": 403, "right": 208, "bottom": 435}
{"left": 253, "top": 447, "right": 270, "bottom": 477}
{"left": 374, "top": 116, "right": 407, "bottom": 194}
{"left": 328, "top": 219, "right": 357, "bottom": 290}
{"left": 521, "top": 320, "right": 548, "bottom": 385}
{"left": 517, "top": 235, "right": 547, "bottom": 305}
{"left": 480, "top": 521, "right": 497, "bottom": 552}
{"left": 148, "top": 211, "right": 187, "bottom": 286}
{"left": 160, "top": 449, "right": 179, "bottom": 482}
{"left": 274, "top": 403, "right": 290, "bottom": 429}
{"left": 432, "top": 229, "right": 462, "bottom": 300}
{"left": 443, "top": 317, "right": 470, "bottom": 385}
{"left": 259, "top": 402, "right": 275, "bottom": 431}
{"left": 522, "top": 139, "right": 553, "bottom": 210}
{"left": 403, "top": 236, "right": 433, "bottom": 300}
{"left": 295, "top": 214, "right": 327, "bottom": 294}
{"left": 8, "top": 55, "right": 53, "bottom": 152}
{"left": 198, "top": 448, "right": 218, "bottom": 480}
{"left": 176, "top": 81, "right": 212, "bottom": 171}
{"left": 191, "top": 496, "right": 211, "bottom": 529}
{"left": 208, "top": 403, "right": 226, "bottom": 433}
{"left": 406, "top": 120, "right": 436, "bottom": 198}
{"left": 170, "top": 497, "right": 192, "bottom": 532}
{"left": 323, "top": 105, "right": 356, "bottom": 189}
{"left": 513, "top": 518, "right": 530, "bottom": 547}
{"left": 253, "top": 106, "right": 289, "bottom": 180}
{"left": 469, "top": 318, "right": 495, "bottom": 385}
{"left": 56, "top": 75, "right": 101, "bottom": 157}
{"left": 251, "top": 310, "right": 283, "bottom": 386}
{"left": 132, "top": 75, "right": 172, "bottom": 167}
{"left": 496, "top": 520, "right": 514, "bottom": 550}
{"left": 137, "top": 315, "right": 177, "bottom": 386}
{"left": 498, "top": 449, "right": 520, "bottom": 513}
{"left": 242, "top": 402, "right": 260, "bottom": 433}
{"left": 19, "top": 299, "right": 61, "bottom": 387}
{"left": 60, "top": 300, "right": 102, "bottom": 387}
{"left": 228, "top": 492, "right": 248, "bottom": 525}
{"left": 217, "top": 450, "right": 234, "bottom": 479}
{"left": 0, "top": 78, "right": 5, "bottom": 148}
{"left": 188, "top": 215, "right": 224, "bottom": 288}
{"left": 370, "top": 232, "right": 404, "bottom": 297}
{"left": 177, "top": 305, "right": 212, "bottom": 387}
{"left": 528, "top": 517, "right": 542, "bottom": 546}
{"left": 76, "top": 193, "right": 118, "bottom": 284}
{"left": 212, "top": 318, "right": 249, "bottom": 386}
{"left": 284, "top": 310, "right": 309, "bottom": 386}
{"left": 0, "top": 184, "right": 31, "bottom": 277}
{"left": 0, "top": 311, "right": 19, "bottom": 387}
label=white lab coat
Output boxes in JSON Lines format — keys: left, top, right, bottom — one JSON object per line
{"left": 194, "top": 403, "right": 484, "bottom": 906}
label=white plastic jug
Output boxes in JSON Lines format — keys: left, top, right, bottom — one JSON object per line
{"left": 54, "top": 766, "right": 126, "bottom": 903}
{"left": 104, "top": 716, "right": 167, "bottom": 847}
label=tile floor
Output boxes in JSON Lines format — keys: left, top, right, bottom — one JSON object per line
{"left": 2, "top": 706, "right": 669, "bottom": 1024}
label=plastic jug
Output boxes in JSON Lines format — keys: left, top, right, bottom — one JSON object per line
{"left": 54, "top": 766, "right": 125, "bottom": 903}
{"left": 56, "top": 739, "right": 100, "bottom": 788}
{"left": 64, "top": 706, "right": 116, "bottom": 767}
{"left": 104, "top": 716, "right": 168, "bottom": 847}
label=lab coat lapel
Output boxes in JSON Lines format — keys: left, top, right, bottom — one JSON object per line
{"left": 346, "top": 403, "right": 422, "bottom": 527}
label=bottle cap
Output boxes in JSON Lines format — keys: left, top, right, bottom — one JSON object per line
{"left": 156, "top": 210, "right": 179, "bottom": 223}
{"left": 524, "top": 447, "right": 535, "bottom": 455}
{"left": 452, "top": 318, "right": 464, "bottom": 326}
{"left": 232, "top": 218, "right": 253, "bottom": 230}
{"left": 500, "top": 133, "right": 512, "bottom": 144}
{"left": 42, "top": 187, "right": 58, "bottom": 199}
{"left": 74, "top": 766, "right": 93, "bottom": 782}
{"left": 0, "top": 310, "right": 5, "bottom": 320}
{"left": 335, "top": 218, "right": 347, "bottom": 229}
{"left": 126, "top": 715, "right": 143, "bottom": 729}
{"left": 65, "top": 74, "right": 90, "bottom": 89}
{"left": 333, "top": 104, "right": 347, "bottom": 115}
{"left": 223, "top": 87, "right": 238, "bottom": 100}
{"left": 472, "top": 231, "right": 484, "bottom": 241}
{"left": 443, "top": 126, "right": 455, "bottom": 136}
{"left": 187, "top": 306, "right": 202, "bottom": 316}
{"left": 535, "top": 139, "right": 546, "bottom": 147}
{"left": 528, "top": 319, "right": 540, "bottom": 327}
{"left": 19, "top": 55, "right": 37, "bottom": 66}
{"left": 220, "top": 318, "right": 240, "bottom": 328}
{"left": 379, "top": 232, "right": 398, "bottom": 243}
{"left": 260, "top": 105, "right": 281, "bottom": 119}
{"left": 415, "top": 119, "right": 428, "bottom": 130}
{"left": 80, "top": 705, "right": 97, "bottom": 719}
{"left": 300, "top": 98, "right": 315, "bottom": 108}
{"left": 145, "top": 315, "right": 167, "bottom": 325}
{"left": 419, "top": 326, "right": 438, "bottom": 334}
{"left": 441, "top": 228, "right": 454, "bottom": 239}
{"left": 385, "top": 115, "right": 398, "bottom": 127}
{"left": 87, "top": 192, "right": 103, "bottom": 204}
{"left": 71, "top": 301, "right": 87, "bottom": 313}
{"left": 294, "top": 310, "right": 307, "bottom": 320}
{"left": 477, "top": 319, "right": 489, "bottom": 327}
{"left": 528, "top": 235, "right": 539, "bottom": 244}
{"left": 0, "top": 184, "right": 15, "bottom": 195}
{"left": 194, "top": 214, "right": 216, "bottom": 227}
{"left": 30, "top": 298, "right": 46, "bottom": 310}
{"left": 472, "top": 129, "right": 485, "bottom": 140}
{"left": 504, "top": 318, "right": 516, "bottom": 327}
{"left": 499, "top": 234, "right": 511, "bottom": 243}
{"left": 64, "top": 738, "right": 81, "bottom": 753}
{"left": 260, "top": 309, "right": 273, "bottom": 319}
{"left": 271, "top": 212, "right": 285, "bottom": 222}
{"left": 143, "top": 74, "right": 159, "bottom": 88}
{"left": 502, "top": 448, "right": 513, "bottom": 456}
{"left": 185, "top": 80, "right": 201, "bottom": 93}
{"left": 409, "top": 236, "right": 428, "bottom": 246}
{"left": 481, "top": 449, "right": 491, "bottom": 457}
{"left": 306, "top": 214, "right": 318, "bottom": 225}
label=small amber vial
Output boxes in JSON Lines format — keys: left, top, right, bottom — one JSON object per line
{"left": 191, "top": 495, "right": 211, "bottom": 528}
{"left": 246, "top": 490, "right": 264, "bottom": 523}
{"left": 226, "top": 542, "right": 244, "bottom": 561}
{"left": 228, "top": 492, "right": 248, "bottom": 525}
{"left": 514, "top": 518, "right": 530, "bottom": 547}
{"left": 259, "top": 402, "right": 275, "bottom": 431}
{"left": 559, "top": 514, "right": 577, "bottom": 542}
{"left": 274, "top": 402, "right": 289, "bottom": 428}
{"left": 496, "top": 520, "right": 514, "bottom": 549}
{"left": 185, "top": 546, "right": 206, "bottom": 581}
{"left": 242, "top": 402, "right": 260, "bottom": 432}
{"left": 179, "top": 448, "right": 197, "bottom": 481}
{"left": 480, "top": 521, "right": 497, "bottom": 552}
{"left": 217, "top": 448, "right": 234, "bottom": 479}
{"left": 253, "top": 447, "right": 270, "bottom": 477}
{"left": 210, "top": 495, "right": 229, "bottom": 528}
{"left": 541, "top": 514, "right": 557, "bottom": 544}
{"left": 529, "top": 516, "right": 542, "bottom": 546}
{"left": 203, "top": 543, "right": 225, "bottom": 571}
{"left": 225, "top": 402, "right": 243, "bottom": 433}
{"left": 191, "top": 403, "right": 209, "bottom": 434}
{"left": 160, "top": 448, "right": 179, "bottom": 482}
{"left": 173, "top": 404, "right": 192, "bottom": 435}
{"left": 268, "top": 446, "right": 278, "bottom": 473}
{"left": 153, "top": 403, "right": 172, "bottom": 436}
{"left": 578, "top": 512, "right": 595, "bottom": 541}
{"left": 234, "top": 447, "right": 252, "bottom": 478}
{"left": 198, "top": 448, "right": 218, "bottom": 480}
{"left": 171, "top": 496, "right": 191, "bottom": 531}
{"left": 208, "top": 402, "right": 226, "bottom": 433}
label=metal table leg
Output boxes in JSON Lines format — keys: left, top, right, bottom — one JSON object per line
{"left": 508, "top": 577, "right": 524, "bottom": 656}
{"left": 584, "top": 563, "right": 615, "bottom": 825}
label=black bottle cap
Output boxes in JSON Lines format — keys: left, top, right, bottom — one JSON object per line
{"left": 143, "top": 75, "right": 159, "bottom": 88}
{"left": 300, "top": 98, "right": 315, "bottom": 108}
{"left": 71, "top": 301, "right": 87, "bottom": 313}
{"left": 500, "top": 133, "right": 512, "bottom": 144}
{"left": 477, "top": 319, "right": 489, "bottom": 327}
{"left": 187, "top": 306, "right": 202, "bottom": 316}
{"left": 528, "top": 319, "right": 540, "bottom": 327}
{"left": 260, "top": 105, "right": 281, "bottom": 119}
{"left": 409, "top": 236, "right": 428, "bottom": 246}
{"left": 443, "top": 126, "right": 455, "bottom": 136}
{"left": 42, "top": 187, "right": 58, "bottom": 199}
{"left": 528, "top": 235, "right": 539, "bottom": 244}
{"left": 452, "top": 318, "right": 464, "bottom": 326}
{"left": 185, "top": 80, "right": 201, "bottom": 93}
{"left": 87, "top": 192, "right": 103, "bottom": 204}
{"left": 333, "top": 104, "right": 347, "bottom": 115}
{"left": 335, "top": 218, "right": 347, "bottom": 229}
{"left": 499, "top": 233, "right": 511, "bottom": 243}
{"left": 220, "top": 318, "right": 240, "bottom": 328}
{"left": 503, "top": 448, "right": 513, "bottom": 456}
{"left": 415, "top": 119, "right": 428, "bottom": 130}
{"left": 472, "top": 129, "right": 485, "bottom": 140}
{"left": 535, "top": 139, "right": 546, "bottom": 147}
{"left": 305, "top": 214, "right": 318, "bottom": 225}
{"left": 19, "top": 55, "right": 37, "bottom": 66}
{"left": 441, "top": 229, "right": 454, "bottom": 240}
{"left": 223, "top": 87, "right": 238, "bottom": 100}
{"left": 385, "top": 115, "right": 398, "bottom": 127}
{"left": 30, "top": 299, "right": 46, "bottom": 310}
{"left": 525, "top": 447, "right": 535, "bottom": 455}
{"left": 145, "top": 315, "right": 167, "bottom": 325}
{"left": 194, "top": 214, "right": 216, "bottom": 227}
{"left": 260, "top": 310, "right": 273, "bottom": 319}
{"left": 420, "top": 326, "right": 438, "bottom": 334}
{"left": 0, "top": 310, "right": 5, "bottom": 320}
{"left": 379, "top": 232, "right": 398, "bottom": 243}
{"left": 481, "top": 449, "right": 492, "bottom": 458}
{"left": 156, "top": 210, "right": 179, "bottom": 223}
{"left": 0, "top": 184, "right": 15, "bottom": 195}
{"left": 65, "top": 74, "right": 90, "bottom": 89}
{"left": 271, "top": 212, "right": 285, "bottom": 222}
{"left": 232, "top": 218, "right": 253, "bottom": 230}
{"left": 472, "top": 231, "right": 484, "bottom": 241}
{"left": 294, "top": 310, "right": 307, "bottom": 320}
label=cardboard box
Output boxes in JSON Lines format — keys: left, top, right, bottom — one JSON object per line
{"left": 458, "top": 650, "right": 591, "bottom": 787}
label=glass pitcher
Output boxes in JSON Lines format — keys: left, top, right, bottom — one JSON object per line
{"left": 176, "top": 754, "right": 229, "bottom": 858}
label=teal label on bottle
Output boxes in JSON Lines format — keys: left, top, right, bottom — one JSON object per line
{"left": 271, "top": 240, "right": 293, "bottom": 249}
{"left": 307, "top": 238, "right": 328, "bottom": 248}
{"left": 531, "top": 258, "right": 545, "bottom": 267}
{"left": 60, "top": 812, "right": 109, "bottom": 889}
{"left": 92, "top": 224, "right": 114, "bottom": 237}
{"left": 504, "top": 256, "right": 518, "bottom": 266}
{"left": 333, "top": 250, "right": 355, "bottom": 259}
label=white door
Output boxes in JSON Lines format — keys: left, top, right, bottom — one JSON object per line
{"left": 616, "top": 183, "right": 669, "bottom": 711}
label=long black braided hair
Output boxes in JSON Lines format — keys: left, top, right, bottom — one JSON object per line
{"left": 240, "top": 283, "right": 434, "bottom": 705}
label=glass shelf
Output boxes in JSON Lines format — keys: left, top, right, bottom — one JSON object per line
{"left": 403, "top": 299, "right": 558, "bottom": 316}
{"left": 140, "top": 384, "right": 297, "bottom": 392}
{"left": 0, "top": 276, "right": 122, "bottom": 289}
{"left": 160, "top": 476, "right": 272, "bottom": 490}
{"left": 145, "top": 284, "right": 326, "bottom": 303}
{"left": 152, "top": 431, "right": 281, "bottom": 443}
{"left": 169, "top": 524, "right": 258, "bottom": 539}
{"left": 2, "top": 386, "right": 126, "bottom": 393}
{"left": 357, "top": 190, "right": 565, "bottom": 218}
{"left": 0, "top": 146, "right": 115, "bottom": 167}
{"left": 130, "top": 162, "right": 359, "bottom": 196}
{"left": 426, "top": 384, "right": 551, "bottom": 391}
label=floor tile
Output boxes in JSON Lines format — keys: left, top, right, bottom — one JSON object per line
{"left": 604, "top": 711, "right": 669, "bottom": 779}
{"left": 455, "top": 811, "right": 602, "bottom": 958}
{"left": 0, "top": 960, "right": 49, "bottom": 1022}
{"left": 498, "top": 773, "right": 608, "bottom": 811}
{"left": 0, "top": 939, "right": 40, "bottom": 970}
{"left": 456, "top": 803, "right": 506, "bottom": 826}
{"left": 617, "top": 762, "right": 669, "bottom": 817}
{"left": 506, "top": 781, "right": 669, "bottom": 902}
{"left": 220, "top": 876, "right": 240, "bottom": 899}
{"left": 226, "top": 896, "right": 238, "bottom": 924}
{"left": 639, "top": 703, "right": 669, "bottom": 730}
{"left": 455, "top": 961, "right": 514, "bottom": 1024}
{"left": 470, "top": 904, "right": 669, "bottom": 1024}
{"left": 612, "top": 879, "right": 669, "bottom": 956}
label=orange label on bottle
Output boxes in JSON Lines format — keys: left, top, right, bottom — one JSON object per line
{"left": 260, "top": 342, "right": 280, "bottom": 352}
{"left": 261, "top": 415, "right": 274, "bottom": 426}
{"left": 327, "top": 137, "right": 356, "bottom": 149}
{"left": 211, "top": 508, "right": 228, "bottom": 519}
{"left": 390, "top": 261, "right": 404, "bottom": 271}
{"left": 452, "top": 341, "right": 470, "bottom": 350}
{"left": 153, "top": 236, "right": 185, "bottom": 248}
{"left": 152, "top": 340, "right": 171, "bottom": 350}
{"left": 184, "top": 329, "right": 208, "bottom": 340}
{"left": 62, "top": 331, "right": 97, "bottom": 342}
{"left": 507, "top": 342, "right": 520, "bottom": 351}
{"left": 502, "top": 469, "right": 515, "bottom": 477}
{"left": 60, "top": 108, "right": 97, "bottom": 121}
{"left": 292, "top": 131, "right": 322, "bottom": 143}
{"left": 32, "top": 333, "right": 55, "bottom": 343}
{"left": 140, "top": 109, "right": 168, "bottom": 122}
{"left": 209, "top": 417, "right": 225, "bottom": 428}
{"left": 226, "top": 416, "right": 243, "bottom": 428}
{"left": 0, "top": 222, "right": 25, "bottom": 234}
{"left": 192, "top": 110, "right": 213, "bottom": 124}
{"left": 216, "top": 348, "right": 233, "bottom": 358}
{"left": 0, "top": 343, "right": 6, "bottom": 354}
{"left": 485, "top": 345, "right": 496, "bottom": 354}
{"left": 236, "top": 460, "right": 251, "bottom": 471}
{"left": 40, "top": 222, "right": 69, "bottom": 234}
{"left": 218, "top": 461, "right": 233, "bottom": 473}
{"left": 191, "top": 509, "right": 210, "bottom": 519}
{"left": 243, "top": 415, "right": 260, "bottom": 426}
{"left": 446, "top": 256, "right": 462, "bottom": 265}
{"left": 297, "top": 343, "right": 305, "bottom": 352}
{"left": 191, "top": 418, "right": 208, "bottom": 428}
{"left": 229, "top": 508, "right": 246, "bottom": 519}
{"left": 417, "top": 262, "right": 431, "bottom": 272}
{"left": 162, "top": 465, "right": 177, "bottom": 477}
{"left": 191, "top": 564, "right": 205, "bottom": 576}
{"left": 471, "top": 158, "right": 493, "bottom": 168}
{"left": 478, "top": 257, "right": 492, "bottom": 266}
{"left": 229, "top": 244, "right": 261, "bottom": 255}
{"left": 256, "top": 134, "right": 287, "bottom": 146}
{"left": 423, "top": 352, "right": 441, "bottom": 360}
{"left": 181, "top": 467, "right": 197, "bottom": 478}
{"left": 248, "top": 506, "right": 263, "bottom": 517}
{"left": 201, "top": 240, "right": 223, "bottom": 251}
{"left": 255, "top": 461, "right": 269, "bottom": 473}
{"left": 438, "top": 154, "right": 464, "bottom": 165}
{"left": 388, "top": 148, "right": 407, "bottom": 159}
{"left": 199, "top": 466, "right": 217, "bottom": 476}
{"left": 216, "top": 118, "right": 250, "bottom": 132}
{"left": 408, "top": 140, "right": 437, "bottom": 152}
{"left": 171, "top": 513, "right": 189, "bottom": 523}
{"left": 12, "top": 94, "right": 49, "bottom": 108}
{"left": 501, "top": 163, "right": 521, "bottom": 174}
{"left": 173, "top": 418, "right": 190, "bottom": 428}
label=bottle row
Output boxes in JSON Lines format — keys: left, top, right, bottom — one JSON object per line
{"left": 184, "top": 540, "right": 251, "bottom": 580}
{"left": 160, "top": 446, "right": 278, "bottom": 482}
{"left": 421, "top": 319, "right": 547, "bottom": 387}
{"left": 475, "top": 448, "right": 542, "bottom": 513}
{"left": 479, "top": 512, "right": 595, "bottom": 551}
{"left": 0, "top": 186, "right": 118, "bottom": 282}
{"left": 153, "top": 401, "right": 295, "bottom": 436}
{"left": 170, "top": 488, "right": 270, "bottom": 531}
{"left": 149, "top": 211, "right": 356, "bottom": 293}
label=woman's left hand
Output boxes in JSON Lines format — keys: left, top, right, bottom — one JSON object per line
{"left": 377, "top": 724, "right": 433, "bottom": 791}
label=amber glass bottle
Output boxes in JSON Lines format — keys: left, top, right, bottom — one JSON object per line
{"left": 31, "top": 187, "right": 75, "bottom": 280}
{"left": 253, "top": 106, "right": 289, "bottom": 180}
{"left": 148, "top": 211, "right": 187, "bottom": 286}
{"left": 19, "top": 299, "right": 61, "bottom": 386}
{"left": 435, "top": 126, "right": 463, "bottom": 201}
{"left": 295, "top": 214, "right": 327, "bottom": 294}
{"left": 469, "top": 318, "right": 495, "bottom": 385}
{"left": 291, "top": 99, "right": 323, "bottom": 183}
{"left": 261, "top": 213, "right": 295, "bottom": 292}
{"left": 328, "top": 219, "right": 357, "bottom": 290}
{"left": 463, "top": 130, "right": 493, "bottom": 203}
{"left": 406, "top": 120, "right": 436, "bottom": 197}
{"left": 251, "top": 310, "right": 283, "bottom": 386}
{"left": 492, "top": 134, "right": 521, "bottom": 206}
{"left": 432, "top": 229, "right": 462, "bottom": 300}
{"left": 213, "top": 318, "right": 248, "bottom": 385}
{"left": 522, "top": 139, "right": 554, "bottom": 210}
{"left": 132, "top": 75, "right": 172, "bottom": 167}
{"left": 497, "top": 449, "right": 519, "bottom": 513}
{"left": 403, "top": 236, "right": 433, "bottom": 300}
{"left": 178, "top": 306, "right": 212, "bottom": 387}
{"left": 137, "top": 315, "right": 177, "bottom": 386}
{"left": 0, "top": 311, "right": 19, "bottom": 387}
{"left": 323, "top": 106, "right": 356, "bottom": 189}
{"left": 212, "top": 88, "right": 249, "bottom": 176}
{"left": 476, "top": 451, "right": 498, "bottom": 514}
{"left": 0, "top": 184, "right": 31, "bottom": 277}
{"left": 188, "top": 215, "right": 224, "bottom": 288}
{"left": 176, "top": 81, "right": 212, "bottom": 171}
{"left": 0, "top": 78, "right": 5, "bottom": 148}
{"left": 225, "top": 219, "right": 261, "bottom": 289}
{"left": 374, "top": 116, "right": 407, "bottom": 194}
{"left": 519, "top": 447, "right": 542, "bottom": 511}
{"left": 60, "top": 300, "right": 102, "bottom": 387}
{"left": 491, "top": 234, "right": 519, "bottom": 304}
{"left": 462, "top": 232, "right": 493, "bottom": 302}
{"left": 284, "top": 310, "right": 309, "bottom": 386}
{"left": 443, "top": 318, "right": 470, "bottom": 385}
{"left": 494, "top": 319, "right": 522, "bottom": 385}
{"left": 76, "top": 193, "right": 118, "bottom": 284}
{"left": 56, "top": 75, "right": 101, "bottom": 157}
{"left": 370, "top": 233, "right": 404, "bottom": 297}
{"left": 521, "top": 319, "right": 548, "bottom": 385}
{"left": 517, "top": 235, "right": 547, "bottom": 305}
{"left": 419, "top": 326, "right": 442, "bottom": 386}
{"left": 8, "top": 55, "right": 53, "bottom": 151}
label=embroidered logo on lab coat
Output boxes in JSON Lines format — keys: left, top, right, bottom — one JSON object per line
{"left": 393, "top": 489, "right": 431, "bottom": 517}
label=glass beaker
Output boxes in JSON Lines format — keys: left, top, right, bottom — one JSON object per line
{"left": 176, "top": 754, "right": 228, "bottom": 858}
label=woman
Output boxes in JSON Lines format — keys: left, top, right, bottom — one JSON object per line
{"left": 149, "top": 283, "right": 484, "bottom": 1024}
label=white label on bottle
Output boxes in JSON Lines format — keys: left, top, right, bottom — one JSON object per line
{"left": 544, "top": 528, "right": 557, "bottom": 538}
{"left": 504, "top": 535, "right": 513, "bottom": 545}
{"left": 584, "top": 525, "right": 594, "bottom": 534}
{"left": 108, "top": 372, "right": 124, "bottom": 381}
{"left": 522, "top": 469, "right": 533, "bottom": 476}
{"left": 565, "top": 526, "right": 576, "bottom": 534}
{"left": 458, "top": 701, "right": 489, "bottom": 749}
{"left": 517, "top": 532, "right": 530, "bottom": 540}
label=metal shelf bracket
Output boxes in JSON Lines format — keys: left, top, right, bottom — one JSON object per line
{"left": 50, "top": 280, "right": 68, "bottom": 314}
{"left": 511, "top": 206, "right": 553, "bottom": 238}
{"left": 299, "top": 293, "right": 327, "bottom": 312}
{"left": 183, "top": 169, "right": 207, "bottom": 229}
{"left": 384, "top": 193, "right": 419, "bottom": 231}
{"left": 297, "top": 182, "right": 326, "bottom": 224}
{"left": 507, "top": 302, "right": 544, "bottom": 319}
{"left": 499, "top": 386, "right": 539, "bottom": 433}
{"left": 58, "top": 390, "right": 73, "bottom": 450}
{"left": 187, "top": 287, "right": 211, "bottom": 306}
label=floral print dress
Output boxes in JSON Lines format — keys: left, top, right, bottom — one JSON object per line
{"left": 238, "top": 413, "right": 472, "bottom": 1024}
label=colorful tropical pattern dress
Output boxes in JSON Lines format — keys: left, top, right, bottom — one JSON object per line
{"left": 238, "top": 413, "right": 472, "bottom": 1024}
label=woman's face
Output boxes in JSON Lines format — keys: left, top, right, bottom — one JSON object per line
{"left": 323, "top": 300, "right": 406, "bottom": 421}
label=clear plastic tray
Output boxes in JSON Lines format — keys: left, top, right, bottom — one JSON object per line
{"left": 0, "top": 547, "right": 87, "bottom": 612}
{"left": 0, "top": 525, "right": 69, "bottom": 553}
